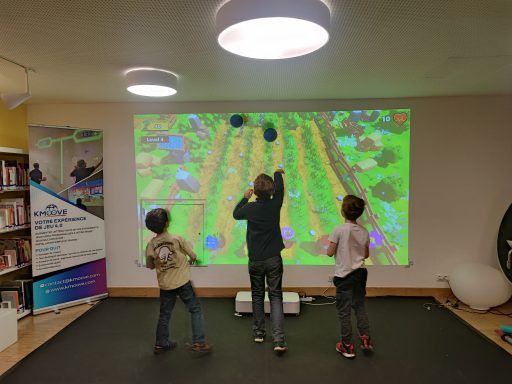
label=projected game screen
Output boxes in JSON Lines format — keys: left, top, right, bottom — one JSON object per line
{"left": 134, "top": 110, "right": 410, "bottom": 266}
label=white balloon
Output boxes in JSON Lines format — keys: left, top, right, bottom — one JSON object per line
{"left": 450, "top": 262, "right": 512, "bottom": 310}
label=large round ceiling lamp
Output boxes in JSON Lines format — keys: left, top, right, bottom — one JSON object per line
{"left": 126, "top": 68, "right": 178, "bottom": 97}
{"left": 216, "top": 0, "right": 330, "bottom": 60}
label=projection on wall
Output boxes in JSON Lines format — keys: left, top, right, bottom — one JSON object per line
{"left": 134, "top": 110, "right": 410, "bottom": 266}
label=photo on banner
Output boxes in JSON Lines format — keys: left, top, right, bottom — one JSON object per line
{"left": 28, "top": 125, "right": 107, "bottom": 314}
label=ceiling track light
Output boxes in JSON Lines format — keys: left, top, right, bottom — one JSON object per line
{"left": 216, "top": 0, "right": 330, "bottom": 60}
{"left": 126, "top": 69, "right": 178, "bottom": 97}
{"left": 0, "top": 55, "right": 33, "bottom": 110}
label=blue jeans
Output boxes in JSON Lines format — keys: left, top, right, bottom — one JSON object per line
{"left": 156, "top": 281, "right": 205, "bottom": 347}
{"left": 334, "top": 268, "right": 371, "bottom": 344}
{"left": 248, "top": 256, "right": 285, "bottom": 343}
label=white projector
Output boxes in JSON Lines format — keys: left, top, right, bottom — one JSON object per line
{"left": 235, "top": 291, "right": 300, "bottom": 315}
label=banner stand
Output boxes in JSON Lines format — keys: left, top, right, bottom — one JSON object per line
{"left": 29, "top": 125, "right": 107, "bottom": 314}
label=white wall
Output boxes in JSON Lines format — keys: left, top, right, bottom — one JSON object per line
{"left": 27, "top": 95, "right": 512, "bottom": 288}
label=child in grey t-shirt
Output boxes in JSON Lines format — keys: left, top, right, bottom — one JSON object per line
{"left": 327, "top": 195, "right": 373, "bottom": 359}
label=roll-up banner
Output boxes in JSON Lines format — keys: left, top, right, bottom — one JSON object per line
{"left": 28, "top": 125, "right": 107, "bottom": 314}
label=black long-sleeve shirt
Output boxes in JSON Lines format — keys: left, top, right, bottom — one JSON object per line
{"left": 29, "top": 169, "right": 43, "bottom": 184}
{"left": 233, "top": 171, "right": 285, "bottom": 261}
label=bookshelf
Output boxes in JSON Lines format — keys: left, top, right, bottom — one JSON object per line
{"left": 0, "top": 224, "right": 31, "bottom": 234}
{"left": 0, "top": 263, "right": 31, "bottom": 277}
{"left": 0, "top": 147, "right": 32, "bottom": 320}
{"left": 0, "top": 187, "right": 30, "bottom": 193}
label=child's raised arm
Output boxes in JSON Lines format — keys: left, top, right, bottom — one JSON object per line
{"left": 273, "top": 169, "right": 285, "bottom": 207}
{"left": 233, "top": 189, "right": 253, "bottom": 220}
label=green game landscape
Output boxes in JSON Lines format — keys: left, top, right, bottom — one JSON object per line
{"left": 134, "top": 110, "right": 410, "bottom": 266}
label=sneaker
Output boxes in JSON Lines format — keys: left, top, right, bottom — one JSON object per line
{"left": 254, "top": 332, "right": 265, "bottom": 343}
{"left": 336, "top": 342, "right": 355, "bottom": 359}
{"left": 273, "top": 341, "right": 288, "bottom": 353}
{"left": 153, "top": 341, "right": 177, "bottom": 355}
{"left": 254, "top": 335, "right": 265, "bottom": 343}
{"left": 360, "top": 335, "right": 374, "bottom": 352}
{"left": 186, "top": 342, "right": 212, "bottom": 353}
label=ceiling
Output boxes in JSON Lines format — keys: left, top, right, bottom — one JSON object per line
{"left": 0, "top": 0, "right": 511, "bottom": 104}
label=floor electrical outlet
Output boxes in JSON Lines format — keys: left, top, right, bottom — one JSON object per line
{"left": 435, "top": 274, "right": 449, "bottom": 281}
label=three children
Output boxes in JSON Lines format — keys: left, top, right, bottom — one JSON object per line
{"left": 145, "top": 177, "right": 373, "bottom": 359}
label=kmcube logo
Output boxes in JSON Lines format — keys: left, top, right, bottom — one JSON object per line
{"left": 34, "top": 204, "right": 68, "bottom": 217}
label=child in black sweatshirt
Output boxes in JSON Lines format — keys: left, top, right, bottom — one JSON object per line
{"left": 233, "top": 169, "right": 287, "bottom": 353}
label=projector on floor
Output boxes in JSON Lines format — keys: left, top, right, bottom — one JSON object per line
{"left": 235, "top": 291, "right": 300, "bottom": 315}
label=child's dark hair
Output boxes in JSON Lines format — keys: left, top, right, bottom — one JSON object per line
{"left": 342, "top": 195, "right": 365, "bottom": 221}
{"left": 145, "top": 208, "right": 169, "bottom": 234}
{"left": 33, "top": 163, "right": 40, "bottom": 169}
{"left": 77, "top": 159, "right": 86, "bottom": 168}
{"left": 253, "top": 174, "right": 274, "bottom": 199}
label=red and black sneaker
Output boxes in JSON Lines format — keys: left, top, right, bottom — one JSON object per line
{"left": 360, "top": 335, "right": 374, "bottom": 352}
{"left": 336, "top": 342, "right": 355, "bottom": 359}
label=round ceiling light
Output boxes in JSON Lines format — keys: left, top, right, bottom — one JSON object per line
{"left": 126, "top": 69, "right": 178, "bottom": 97}
{"left": 216, "top": 0, "right": 330, "bottom": 60}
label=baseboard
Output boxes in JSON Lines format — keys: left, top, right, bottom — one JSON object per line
{"left": 108, "top": 287, "right": 451, "bottom": 300}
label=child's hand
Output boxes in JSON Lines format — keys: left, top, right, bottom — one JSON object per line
{"left": 189, "top": 257, "right": 197, "bottom": 265}
{"left": 244, "top": 189, "right": 254, "bottom": 199}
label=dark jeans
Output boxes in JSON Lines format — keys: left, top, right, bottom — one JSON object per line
{"left": 156, "top": 281, "right": 205, "bottom": 347}
{"left": 248, "top": 255, "right": 285, "bottom": 343}
{"left": 334, "top": 268, "right": 371, "bottom": 344}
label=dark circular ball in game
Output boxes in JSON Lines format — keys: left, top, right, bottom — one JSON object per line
{"left": 264, "top": 128, "right": 278, "bottom": 142}
{"left": 230, "top": 114, "right": 244, "bottom": 128}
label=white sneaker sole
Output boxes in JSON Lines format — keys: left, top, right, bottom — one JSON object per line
{"left": 336, "top": 347, "right": 355, "bottom": 359}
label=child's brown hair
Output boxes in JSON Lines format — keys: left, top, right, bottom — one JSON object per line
{"left": 253, "top": 174, "right": 274, "bottom": 199}
{"left": 145, "top": 208, "right": 169, "bottom": 234}
{"left": 342, "top": 195, "right": 365, "bottom": 221}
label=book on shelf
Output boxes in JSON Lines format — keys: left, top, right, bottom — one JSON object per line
{"left": 0, "top": 159, "right": 29, "bottom": 190}
{"left": 0, "top": 237, "right": 31, "bottom": 267}
{"left": 17, "top": 162, "right": 29, "bottom": 187}
{"left": 0, "top": 204, "right": 14, "bottom": 228}
{"left": 15, "top": 278, "right": 33, "bottom": 311}
{"left": 0, "top": 160, "right": 8, "bottom": 189}
{"left": 0, "top": 197, "right": 29, "bottom": 228}
{"left": 0, "top": 250, "right": 17, "bottom": 270}
{"left": 0, "top": 289, "right": 22, "bottom": 312}
{"left": 0, "top": 278, "right": 33, "bottom": 312}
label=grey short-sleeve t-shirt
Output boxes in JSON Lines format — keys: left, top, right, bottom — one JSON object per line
{"left": 328, "top": 223, "right": 370, "bottom": 278}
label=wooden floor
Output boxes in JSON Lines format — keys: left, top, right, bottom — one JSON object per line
{"left": 0, "top": 295, "right": 510, "bottom": 377}
{"left": 0, "top": 303, "right": 95, "bottom": 376}
{"left": 442, "top": 297, "right": 512, "bottom": 355}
